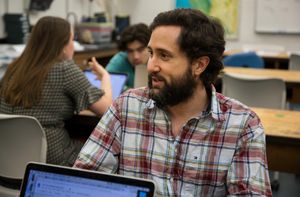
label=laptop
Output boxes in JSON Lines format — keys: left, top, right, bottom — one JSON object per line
{"left": 84, "top": 70, "right": 128, "bottom": 100}
{"left": 20, "top": 162, "right": 155, "bottom": 197}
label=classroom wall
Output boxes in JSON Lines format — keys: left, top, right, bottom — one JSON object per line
{"left": 1, "top": 0, "right": 300, "bottom": 52}
{"left": 0, "top": 0, "right": 106, "bottom": 37}
{"left": 116, "top": 0, "right": 300, "bottom": 52}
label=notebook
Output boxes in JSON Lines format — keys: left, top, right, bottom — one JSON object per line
{"left": 84, "top": 70, "right": 128, "bottom": 100}
{"left": 20, "top": 162, "right": 155, "bottom": 197}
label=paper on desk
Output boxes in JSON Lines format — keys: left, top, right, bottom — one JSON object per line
{"left": 74, "top": 41, "right": 84, "bottom": 51}
{"left": 11, "top": 44, "right": 26, "bottom": 53}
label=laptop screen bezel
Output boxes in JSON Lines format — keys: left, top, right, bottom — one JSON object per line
{"left": 19, "top": 162, "right": 155, "bottom": 197}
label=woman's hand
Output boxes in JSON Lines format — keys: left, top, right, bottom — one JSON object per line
{"left": 88, "top": 57, "right": 113, "bottom": 116}
{"left": 88, "top": 57, "right": 110, "bottom": 81}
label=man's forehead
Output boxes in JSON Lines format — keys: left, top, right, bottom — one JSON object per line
{"left": 148, "top": 26, "right": 181, "bottom": 52}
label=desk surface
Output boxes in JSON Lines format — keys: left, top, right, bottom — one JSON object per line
{"left": 252, "top": 107, "right": 300, "bottom": 140}
{"left": 223, "top": 67, "right": 300, "bottom": 84}
{"left": 0, "top": 43, "right": 118, "bottom": 70}
{"left": 74, "top": 43, "right": 118, "bottom": 69}
{"left": 223, "top": 49, "right": 290, "bottom": 60}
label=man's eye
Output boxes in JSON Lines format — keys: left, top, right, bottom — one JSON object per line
{"left": 161, "top": 53, "right": 169, "bottom": 60}
{"left": 148, "top": 50, "right": 153, "bottom": 56}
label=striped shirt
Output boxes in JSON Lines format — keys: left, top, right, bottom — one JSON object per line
{"left": 74, "top": 86, "right": 272, "bottom": 196}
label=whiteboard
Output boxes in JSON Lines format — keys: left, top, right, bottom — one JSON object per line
{"left": 255, "top": 0, "right": 300, "bottom": 34}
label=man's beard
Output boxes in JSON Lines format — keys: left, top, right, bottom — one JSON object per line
{"left": 148, "top": 67, "right": 197, "bottom": 108}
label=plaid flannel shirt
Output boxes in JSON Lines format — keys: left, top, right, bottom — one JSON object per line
{"left": 74, "top": 86, "right": 272, "bottom": 197}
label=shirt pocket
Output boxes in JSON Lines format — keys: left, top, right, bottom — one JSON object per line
{"left": 179, "top": 144, "right": 234, "bottom": 186}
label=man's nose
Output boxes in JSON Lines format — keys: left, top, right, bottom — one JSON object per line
{"left": 147, "top": 56, "right": 160, "bottom": 73}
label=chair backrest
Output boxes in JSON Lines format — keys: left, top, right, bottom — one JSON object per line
{"left": 0, "top": 114, "right": 47, "bottom": 179}
{"left": 289, "top": 54, "right": 300, "bottom": 71}
{"left": 134, "top": 64, "right": 148, "bottom": 88}
{"left": 223, "top": 52, "right": 265, "bottom": 68}
{"left": 222, "top": 73, "right": 286, "bottom": 109}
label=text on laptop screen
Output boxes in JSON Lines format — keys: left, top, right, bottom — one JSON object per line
{"left": 84, "top": 70, "right": 127, "bottom": 100}
{"left": 24, "top": 169, "right": 151, "bottom": 197}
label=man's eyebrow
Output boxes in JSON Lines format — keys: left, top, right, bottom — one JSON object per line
{"left": 147, "top": 46, "right": 171, "bottom": 54}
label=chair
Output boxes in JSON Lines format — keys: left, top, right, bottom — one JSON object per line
{"left": 0, "top": 114, "right": 47, "bottom": 197}
{"left": 288, "top": 54, "right": 300, "bottom": 110}
{"left": 289, "top": 54, "right": 300, "bottom": 71}
{"left": 222, "top": 73, "right": 286, "bottom": 109}
{"left": 223, "top": 52, "right": 265, "bottom": 68}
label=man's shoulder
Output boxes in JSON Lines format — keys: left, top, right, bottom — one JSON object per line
{"left": 120, "top": 87, "right": 150, "bottom": 101}
{"left": 215, "top": 92, "right": 258, "bottom": 119}
{"left": 112, "top": 87, "right": 153, "bottom": 117}
{"left": 214, "top": 93, "right": 262, "bottom": 136}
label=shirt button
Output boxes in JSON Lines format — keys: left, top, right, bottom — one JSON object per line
{"left": 174, "top": 149, "right": 178, "bottom": 154}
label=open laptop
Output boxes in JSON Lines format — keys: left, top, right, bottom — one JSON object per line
{"left": 20, "top": 162, "right": 155, "bottom": 197}
{"left": 84, "top": 70, "right": 128, "bottom": 100}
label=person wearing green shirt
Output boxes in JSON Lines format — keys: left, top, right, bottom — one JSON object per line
{"left": 106, "top": 23, "right": 150, "bottom": 88}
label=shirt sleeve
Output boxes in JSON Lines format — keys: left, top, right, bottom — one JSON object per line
{"left": 62, "top": 60, "right": 104, "bottom": 113}
{"left": 226, "top": 112, "right": 272, "bottom": 196}
{"left": 73, "top": 101, "right": 122, "bottom": 172}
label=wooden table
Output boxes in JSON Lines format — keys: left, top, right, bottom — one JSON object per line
{"left": 224, "top": 49, "right": 289, "bottom": 60}
{"left": 223, "top": 67, "right": 300, "bottom": 86}
{"left": 252, "top": 107, "right": 300, "bottom": 174}
{"left": 74, "top": 44, "right": 118, "bottom": 69}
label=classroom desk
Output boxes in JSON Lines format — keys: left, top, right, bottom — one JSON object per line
{"left": 223, "top": 67, "right": 300, "bottom": 87}
{"left": 223, "top": 49, "right": 290, "bottom": 69}
{"left": 224, "top": 49, "right": 289, "bottom": 60}
{"left": 66, "top": 107, "right": 300, "bottom": 174}
{"left": 73, "top": 43, "right": 118, "bottom": 69}
{"left": 0, "top": 43, "right": 118, "bottom": 71}
{"left": 252, "top": 107, "right": 300, "bottom": 174}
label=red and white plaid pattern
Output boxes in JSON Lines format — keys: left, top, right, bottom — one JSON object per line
{"left": 74, "top": 86, "right": 272, "bottom": 196}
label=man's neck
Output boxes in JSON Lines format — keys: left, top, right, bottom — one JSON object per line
{"left": 168, "top": 84, "right": 209, "bottom": 121}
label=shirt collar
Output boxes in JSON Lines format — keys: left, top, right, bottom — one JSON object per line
{"left": 210, "top": 85, "right": 226, "bottom": 122}
{"left": 145, "top": 85, "right": 226, "bottom": 122}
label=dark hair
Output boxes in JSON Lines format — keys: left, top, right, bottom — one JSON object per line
{"left": 118, "top": 23, "right": 151, "bottom": 51}
{"left": 149, "top": 8, "right": 225, "bottom": 88}
{"left": 0, "top": 16, "right": 71, "bottom": 107}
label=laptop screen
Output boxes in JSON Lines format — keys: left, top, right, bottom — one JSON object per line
{"left": 20, "top": 162, "right": 155, "bottom": 197}
{"left": 84, "top": 70, "right": 128, "bottom": 100}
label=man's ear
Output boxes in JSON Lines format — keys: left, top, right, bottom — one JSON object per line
{"left": 192, "top": 56, "right": 210, "bottom": 76}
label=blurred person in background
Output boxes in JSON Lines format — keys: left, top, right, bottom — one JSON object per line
{"left": 0, "top": 16, "right": 112, "bottom": 166}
